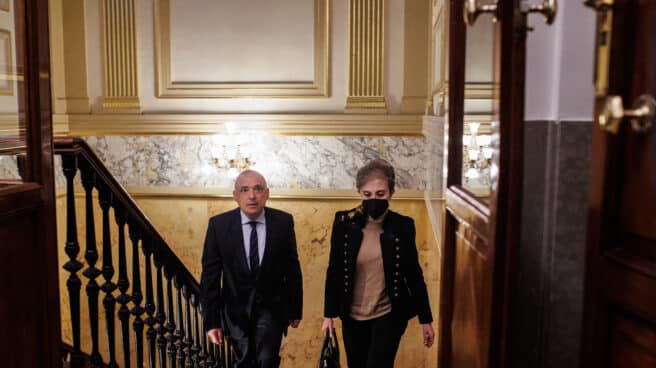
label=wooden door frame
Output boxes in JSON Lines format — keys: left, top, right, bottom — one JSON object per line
{"left": 580, "top": 1, "right": 652, "bottom": 367}
{"left": 438, "top": 0, "right": 526, "bottom": 366}
{"left": 0, "top": 0, "right": 60, "bottom": 366}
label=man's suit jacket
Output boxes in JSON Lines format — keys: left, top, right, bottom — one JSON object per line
{"left": 324, "top": 208, "right": 433, "bottom": 324}
{"left": 200, "top": 207, "right": 303, "bottom": 333}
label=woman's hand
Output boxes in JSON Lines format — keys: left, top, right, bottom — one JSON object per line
{"left": 322, "top": 318, "right": 334, "bottom": 336}
{"left": 421, "top": 323, "right": 435, "bottom": 348}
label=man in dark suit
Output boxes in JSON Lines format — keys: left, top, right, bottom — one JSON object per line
{"left": 200, "top": 170, "right": 303, "bottom": 368}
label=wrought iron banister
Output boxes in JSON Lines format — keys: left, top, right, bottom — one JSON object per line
{"left": 54, "top": 137, "right": 198, "bottom": 292}
{"left": 54, "top": 137, "right": 232, "bottom": 368}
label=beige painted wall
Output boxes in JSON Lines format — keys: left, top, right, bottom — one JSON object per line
{"left": 71, "top": 0, "right": 412, "bottom": 113}
{"left": 48, "top": 0, "right": 434, "bottom": 117}
{"left": 57, "top": 191, "right": 441, "bottom": 367}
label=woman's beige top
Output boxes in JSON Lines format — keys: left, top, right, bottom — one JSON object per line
{"left": 349, "top": 217, "right": 392, "bottom": 320}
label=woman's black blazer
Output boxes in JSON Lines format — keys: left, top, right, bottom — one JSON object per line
{"left": 323, "top": 207, "right": 433, "bottom": 324}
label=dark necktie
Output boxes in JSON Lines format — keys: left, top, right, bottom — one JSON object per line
{"left": 248, "top": 221, "right": 259, "bottom": 273}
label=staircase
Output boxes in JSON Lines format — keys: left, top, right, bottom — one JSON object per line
{"left": 55, "top": 137, "right": 233, "bottom": 368}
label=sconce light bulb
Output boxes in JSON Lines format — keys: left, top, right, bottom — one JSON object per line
{"left": 478, "top": 134, "right": 491, "bottom": 146}
{"left": 469, "top": 122, "right": 480, "bottom": 134}
{"left": 468, "top": 149, "right": 480, "bottom": 161}
{"left": 465, "top": 168, "right": 480, "bottom": 179}
{"left": 483, "top": 147, "right": 493, "bottom": 159}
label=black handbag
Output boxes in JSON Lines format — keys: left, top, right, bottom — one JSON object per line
{"left": 318, "top": 329, "right": 340, "bottom": 368}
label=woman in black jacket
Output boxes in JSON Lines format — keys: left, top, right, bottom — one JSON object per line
{"left": 321, "top": 159, "right": 435, "bottom": 368}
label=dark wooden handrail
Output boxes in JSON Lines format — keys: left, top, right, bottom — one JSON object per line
{"left": 54, "top": 137, "right": 199, "bottom": 296}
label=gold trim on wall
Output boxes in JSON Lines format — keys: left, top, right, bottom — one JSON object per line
{"left": 422, "top": 114, "right": 444, "bottom": 138}
{"left": 154, "top": 0, "right": 331, "bottom": 98}
{"left": 428, "top": 3, "right": 446, "bottom": 115}
{"left": 0, "top": 29, "right": 14, "bottom": 96}
{"left": 424, "top": 192, "right": 445, "bottom": 256}
{"left": 463, "top": 82, "right": 497, "bottom": 100}
{"left": 126, "top": 187, "right": 427, "bottom": 200}
{"left": 345, "top": 0, "right": 386, "bottom": 112}
{"left": 102, "top": 0, "right": 140, "bottom": 112}
{"left": 0, "top": 113, "right": 20, "bottom": 132}
{"left": 0, "top": 113, "right": 25, "bottom": 153}
{"left": 52, "top": 113, "right": 424, "bottom": 136}
{"left": 432, "top": 82, "right": 496, "bottom": 116}
{"left": 59, "top": 187, "right": 429, "bottom": 201}
{"left": 401, "top": 0, "right": 431, "bottom": 114}
{"left": 50, "top": 0, "right": 90, "bottom": 114}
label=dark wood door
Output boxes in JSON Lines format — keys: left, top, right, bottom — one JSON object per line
{"left": 581, "top": 1, "right": 656, "bottom": 367}
{"left": 438, "top": 0, "right": 540, "bottom": 367}
{"left": 0, "top": 0, "right": 60, "bottom": 366}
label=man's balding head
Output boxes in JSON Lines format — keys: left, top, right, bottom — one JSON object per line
{"left": 233, "top": 170, "right": 270, "bottom": 220}
{"left": 234, "top": 170, "right": 267, "bottom": 190}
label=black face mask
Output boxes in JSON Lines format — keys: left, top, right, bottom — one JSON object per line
{"left": 362, "top": 199, "right": 389, "bottom": 219}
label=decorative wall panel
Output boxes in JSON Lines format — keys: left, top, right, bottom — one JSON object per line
{"left": 154, "top": 0, "right": 330, "bottom": 98}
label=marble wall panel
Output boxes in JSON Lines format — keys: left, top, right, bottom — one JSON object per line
{"left": 82, "top": 135, "right": 430, "bottom": 190}
{"left": 0, "top": 154, "right": 21, "bottom": 180}
{"left": 423, "top": 116, "right": 445, "bottom": 193}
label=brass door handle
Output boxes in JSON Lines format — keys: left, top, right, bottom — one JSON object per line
{"left": 464, "top": 0, "right": 498, "bottom": 26}
{"left": 582, "top": 0, "right": 613, "bottom": 11}
{"left": 521, "top": 0, "right": 558, "bottom": 25}
{"left": 599, "top": 95, "right": 656, "bottom": 134}
{"left": 582, "top": 0, "right": 614, "bottom": 97}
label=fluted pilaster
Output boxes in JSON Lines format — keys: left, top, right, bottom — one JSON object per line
{"left": 345, "top": 0, "right": 386, "bottom": 112}
{"left": 102, "top": 0, "right": 140, "bottom": 112}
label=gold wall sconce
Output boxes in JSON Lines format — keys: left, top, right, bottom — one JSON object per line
{"left": 210, "top": 144, "right": 255, "bottom": 178}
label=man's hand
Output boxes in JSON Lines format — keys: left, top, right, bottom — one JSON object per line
{"left": 207, "top": 328, "right": 223, "bottom": 345}
{"left": 289, "top": 319, "right": 301, "bottom": 328}
{"left": 421, "top": 323, "right": 435, "bottom": 348}
{"left": 321, "top": 318, "right": 334, "bottom": 336}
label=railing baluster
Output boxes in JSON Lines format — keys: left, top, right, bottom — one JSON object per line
{"left": 166, "top": 267, "right": 178, "bottom": 368}
{"left": 114, "top": 204, "right": 131, "bottom": 368}
{"left": 191, "top": 294, "right": 201, "bottom": 368}
{"left": 225, "top": 335, "right": 232, "bottom": 368}
{"left": 80, "top": 158, "right": 103, "bottom": 366}
{"left": 129, "top": 222, "right": 145, "bottom": 368}
{"left": 183, "top": 286, "right": 193, "bottom": 367}
{"left": 98, "top": 181, "right": 118, "bottom": 368}
{"left": 218, "top": 340, "right": 225, "bottom": 368}
{"left": 62, "top": 153, "right": 85, "bottom": 368}
{"left": 218, "top": 341, "right": 224, "bottom": 368}
{"left": 206, "top": 340, "right": 215, "bottom": 368}
{"left": 198, "top": 304, "right": 208, "bottom": 368}
{"left": 155, "top": 251, "right": 168, "bottom": 368}
{"left": 143, "top": 236, "right": 157, "bottom": 368}
{"left": 175, "top": 278, "right": 186, "bottom": 367}
{"left": 222, "top": 339, "right": 228, "bottom": 368}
